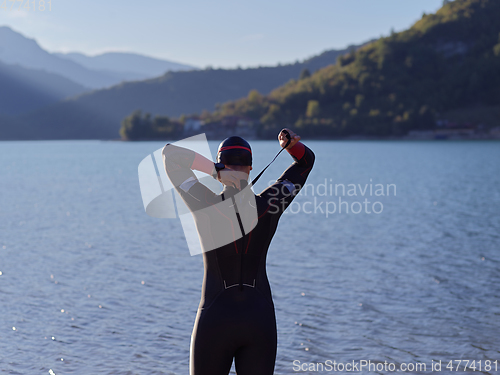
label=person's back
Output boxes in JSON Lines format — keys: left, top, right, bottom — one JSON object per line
{"left": 162, "top": 129, "right": 315, "bottom": 375}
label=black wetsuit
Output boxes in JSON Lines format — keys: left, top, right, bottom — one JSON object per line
{"left": 163, "top": 143, "right": 315, "bottom": 375}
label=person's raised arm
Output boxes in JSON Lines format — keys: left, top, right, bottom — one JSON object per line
{"left": 277, "top": 128, "right": 315, "bottom": 188}
{"left": 259, "top": 128, "right": 315, "bottom": 214}
{"left": 162, "top": 143, "right": 247, "bottom": 190}
{"left": 161, "top": 143, "right": 217, "bottom": 196}
{"left": 162, "top": 143, "right": 215, "bottom": 175}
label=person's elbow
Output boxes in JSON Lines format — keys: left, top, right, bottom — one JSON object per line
{"left": 306, "top": 147, "right": 315, "bottom": 167}
{"left": 162, "top": 143, "right": 176, "bottom": 158}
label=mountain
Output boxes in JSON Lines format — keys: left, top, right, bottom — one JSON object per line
{"left": 54, "top": 52, "right": 197, "bottom": 81}
{"left": 0, "top": 60, "right": 87, "bottom": 115}
{"left": 0, "top": 26, "right": 122, "bottom": 89}
{"left": 0, "top": 26, "right": 193, "bottom": 90}
{"left": 3, "top": 41, "right": 369, "bottom": 140}
{"left": 196, "top": 0, "right": 500, "bottom": 138}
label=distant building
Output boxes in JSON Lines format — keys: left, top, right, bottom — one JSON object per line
{"left": 407, "top": 130, "right": 435, "bottom": 139}
{"left": 184, "top": 118, "right": 204, "bottom": 135}
{"left": 407, "top": 128, "right": 476, "bottom": 140}
{"left": 490, "top": 127, "right": 500, "bottom": 139}
{"left": 201, "top": 116, "right": 258, "bottom": 140}
{"left": 436, "top": 119, "right": 475, "bottom": 129}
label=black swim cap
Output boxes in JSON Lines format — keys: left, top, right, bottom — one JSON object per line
{"left": 217, "top": 136, "right": 252, "bottom": 166}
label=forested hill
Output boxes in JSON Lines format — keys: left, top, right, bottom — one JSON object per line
{"left": 202, "top": 0, "right": 500, "bottom": 138}
{"left": 0, "top": 60, "right": 86, "bottom": 115}
{"left": 1, "top": 42, "right": 368, "bottom": 140}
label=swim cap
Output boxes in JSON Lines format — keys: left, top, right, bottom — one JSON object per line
{"left": 217, "top": 136, "right": 252, "bottom": 166}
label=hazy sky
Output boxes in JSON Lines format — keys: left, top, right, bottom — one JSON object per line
{"left": 1, "top": 0, "right": 444, "bottom": 68}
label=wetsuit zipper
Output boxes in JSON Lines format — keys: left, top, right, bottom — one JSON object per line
{"left": 232, "top": 196, "right": 246, "bottom": 291}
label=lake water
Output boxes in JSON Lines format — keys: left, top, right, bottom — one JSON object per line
{"left": 1, "top": 140, "right": 499, "bottom": 374}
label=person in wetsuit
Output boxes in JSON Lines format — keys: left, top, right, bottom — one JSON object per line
{"left": 161, "top": 128, "right": 315, "bottom": 375}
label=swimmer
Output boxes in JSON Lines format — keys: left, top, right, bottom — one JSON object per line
{"left": 162, "top": 128, "right": 315, "bottom": 375}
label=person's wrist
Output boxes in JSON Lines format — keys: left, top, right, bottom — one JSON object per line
{"left": 286, "top": 140, "right": 297, "bottom": 150}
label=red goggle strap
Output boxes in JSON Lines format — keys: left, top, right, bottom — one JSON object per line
{"left": 218, "top": 146, "right": 252, "bottom": 154}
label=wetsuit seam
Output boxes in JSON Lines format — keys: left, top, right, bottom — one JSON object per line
{"left": 199, "top": 287, "right": 224, "bottom": 310}
{"left": 213, "top": 250, "right": 225, "bottom": 306}
{"left": 255, "top": 286, "right": 275, "bottom": 309}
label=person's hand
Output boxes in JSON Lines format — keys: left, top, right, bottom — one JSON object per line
{"left": 278, "top": 128, "right": 301, "bottom": 150}
{"left": 217, "top": 168, "right": 248, "bottom": 190}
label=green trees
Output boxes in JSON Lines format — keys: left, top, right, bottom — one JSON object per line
{"left": 247, "top": 89, "right": 263, "bottom": 103}
{"left": 306, "top": 100, "right": 320, "bottom": 117}
{"left": 119, "top": 110, "right": 145, "bottom": 140}
{"left": 299, "top": 68, "right": 311, "bottom": 80}
{"left": 119, "top": 110, "right": 181, "bottom": 140}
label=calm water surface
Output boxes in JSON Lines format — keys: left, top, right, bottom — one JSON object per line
{"left": 0, "top": 140, "right": 499, "bottom": 374}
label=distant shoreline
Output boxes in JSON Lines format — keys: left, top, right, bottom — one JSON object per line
{"left": 111, "top": 135, "right": 500, "bottom": 142}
